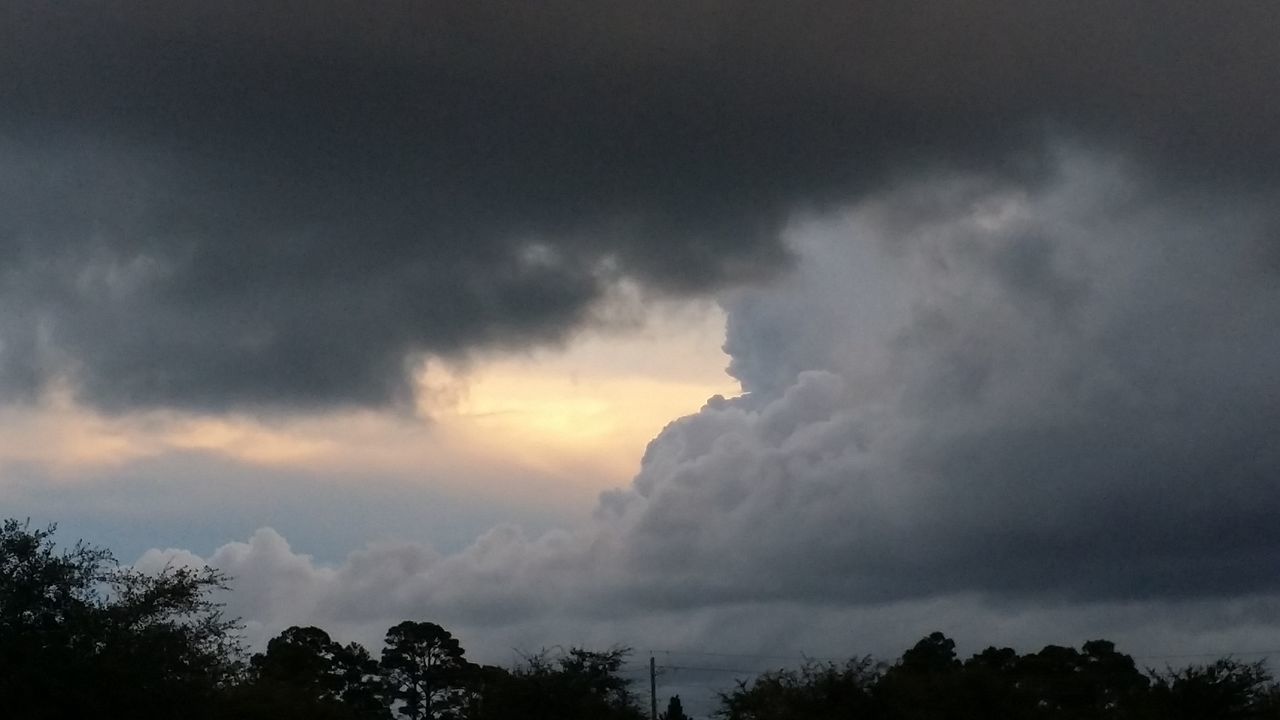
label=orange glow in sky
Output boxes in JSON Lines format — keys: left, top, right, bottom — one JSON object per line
{"left": 0, "top": 301, "right": 738, "bottom": 513}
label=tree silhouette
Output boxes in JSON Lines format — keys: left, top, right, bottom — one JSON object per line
{"left": 1150, "top": 658, "right": 1277, "bottom": 719}
{"left": 0, "top": 519, "right": 239, "bottom": 719}
{"left": 877, "top": 632, "right": 964, "bottom": 719}
{"left": 466, "top": 647, "right": 644, "bottom": 720}
{"left": 899, "top": 632, "right": 961, "bottom": 674}
{"left": 235, "top": 625, "right": 389, "bottom": 719}
{"left": 717, "top": 657, "right": 880, "bottom": 720}
{"left": 10, "top": 518, "right": 1280, "bottom": 720}
{"left": 1009, "top": 641, "right": 1148, "bottom": 718}
{"left": 957, "top": 646, "right": 1025, "bottom": 718}
{"left": 381, "top": 621, "right": 474, "bottom": 720}
{"left": 558, "top": 647, "right": 641, "bottom": 713}
{"left": 253, "top": 626, "right": 352, "bottom": 698}
{"left": 660, "top": 694, "right": 689, "bottom": 720}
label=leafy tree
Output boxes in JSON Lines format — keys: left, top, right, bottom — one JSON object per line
{"left": 1077, "top": 639, "right": 1150, "bottom": 716}
{"left": 1149, "top": 658, "right": 1279, "bottom": 719}
{"left": 956, "top": 646, "right": 1026, "bottom": 719}
{"left": 558, "top": 647, "right": 642, "bottom": 714}
{"left": 467, "top": 647, "right": 645, "bottom": 720}
{"left": 233, "top": 625, "right": 389, "bottom": 719}
{"left": 660, "top": 694, "right": 690, "bottom": 720}
{"left": 342, "top": 641, "right": 397, "bottom": 718}
{"left": 0, "top": 519, "right": 240, "bottom": 719}
{"left": 17, "top": 517, "right": 1280, "bottom": 720}
{"left": 899, "top": 632, "right": 961, "bottom": 674}
{"left": 717, "top": 657, "right": 881, "bottom": 720}
{"left": 877, "top": 632, "right": 964, "bottom": 719}
{"left": 1012, "top": 641, "right": 1148, "bottom": 719}
{"left": 382, "top": 620, "right": 475, "bottom": 720}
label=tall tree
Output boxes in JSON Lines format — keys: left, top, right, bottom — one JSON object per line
{"left": 877, "top": 632, "right": 963, "bottom": 719}
{"left": 899, "top": 632, "right": 961, "bottom": 674}
{"left": 235, "top": 625, "right": 389, "bottom": 719}
{"left": 381, "top": 621, "right": 474, "bottom": 720}
{"left": 660, "top": 695, "right": 689, "bottom": 720}
{"left": 958, "top": 646, "right": 1026, "bottom": 718}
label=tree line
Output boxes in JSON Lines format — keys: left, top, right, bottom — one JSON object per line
{"left": 3, "top": 519, "right": 1278, "bottom": 719}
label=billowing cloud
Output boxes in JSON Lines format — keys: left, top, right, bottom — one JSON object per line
{"left": 4, "top": 2, "right": 1279, "bottom": 410}
{"left": 137, "top": 527, "right": 1280, "bottom": 669}
{"left": 632, "top": 157, "right": 1280, "bottom": 605}
{"left": 138, "top": 156, "right": 1280, "bottom": 666}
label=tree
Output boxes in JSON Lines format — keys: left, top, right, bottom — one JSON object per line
{"left": 717, "top": 658, "right": 881, "bottom": 720}
{"left": 0, "top": 519, "right": 241, "bottom": 719}
{"left": 235, "top": 625, "right": 389, "bottom": 719}
{"left": 1010, "top": 641, "right": 1148, "bottom": 719}
{"left": 466, "top": 647, "right": 645, "bottom": 720}
{"left": 957, "top": 647, "right": 1025, "bottom": 719}
{"left": 877, "top": 632, "right": 963, "bottom": 719}
{"left": 660, "top": 694, "right": 690, "bottom": 720}
{"left": 382, "top": 621, "right": 474, "bottom": 720}
{"left": 558, "top": 647, "right": 642, "bottom": 715}
{"left": 1150, "top": 658, "right": 1278, "bottom": 719}
{"left": 254, "top": 626, "right": 351, "bottom": 697}
{"left": 899, "top": 632, "right": 961, "bottom": 674}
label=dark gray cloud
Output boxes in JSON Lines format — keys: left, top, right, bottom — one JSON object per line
{"left": 699, "top": 164, "right": 1280, "bottom": 605}
{"left": 3, "top": 1, "right": 1278, "bottom": 409}
{"left": 138, "top": 159, "right": 1280, "bottom": 629}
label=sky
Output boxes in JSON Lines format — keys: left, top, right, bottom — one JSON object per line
{"left": 5, "top": 1, "right": 1280, "bottom": 707}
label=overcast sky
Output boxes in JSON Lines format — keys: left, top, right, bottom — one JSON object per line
{"left": 5, "top": 1, "right": 1280, "bottom": 704}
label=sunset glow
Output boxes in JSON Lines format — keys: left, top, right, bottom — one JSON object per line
{"left": 0, "top": 303, "right": 737, "bottom": 506}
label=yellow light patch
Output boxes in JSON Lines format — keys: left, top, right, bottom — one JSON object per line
{"left": 163, "top": 419, "right": 333, "bottom": 465}
{"left": 415, "top": 300, "right": 739, "bottom": 489}
{"left": 0, "top": 300, "right": 738, "bottom": 509}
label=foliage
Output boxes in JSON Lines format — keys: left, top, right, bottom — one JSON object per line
{"left": 1010, "top": 640, "right": 1149, "bottom": 718}
{"left": 661, "top": 694, "right": 690, "bottom": 720}
{"left": 6, "top": 520, "right": 1280, "bottom": 720}
{"left": 467, "top": 646, "right": 645, "bottom": 720}
{"left": 0, "top": 519, "right": 240, "bottom": 719}
{"left": 717, "top": 633, "right": 1280, "bottom": 720}
{"left": 382, "top": 620, "right": 475, "bottom": 719}
{"left": 717, "top": 657, "right": 881, "bottom": 720}
{"left": 1149, "top": 658, "right": 1279, "bottom": 719}
{"left": 233, "top": 625, "right": 390, "bottom": 719}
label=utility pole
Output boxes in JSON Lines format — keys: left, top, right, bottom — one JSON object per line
{"left": 650, "top": 655, "right": 658, "bottom": 720}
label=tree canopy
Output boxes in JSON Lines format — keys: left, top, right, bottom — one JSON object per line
{"left": 382, "top": 621, "right": 474, "bottom": 720}
{"left": 0, "top": 519, "right": 238, "bottom": 719}
{"left": 3, "top": 519, "right": 1279, "bottom": 720}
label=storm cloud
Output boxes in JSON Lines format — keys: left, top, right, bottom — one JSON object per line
{"left": 138, "top": 156, "right": 1280, "bottom": 661}
{"left": 4, "top": 1, "right": 1279, "bottom": 410}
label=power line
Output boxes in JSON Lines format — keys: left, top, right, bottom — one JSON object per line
{"left": 564, "top": 646, "right": 1280, "bottom": 680}
{"left": 1132, "top": 649, "right": 1280, "bottom": 661}
{"left": 647, "top": 648, "right": 848, "bottom": 664}
{"left": 658, "top": 663, "right": 766, "bottom": 675}
{"left": 646, "top": 646, "right": 1280, "bottom": 665}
